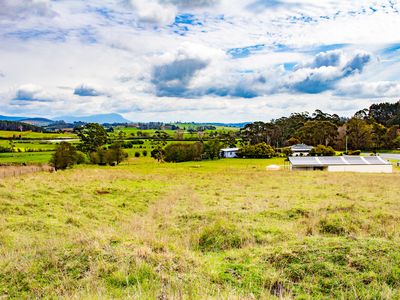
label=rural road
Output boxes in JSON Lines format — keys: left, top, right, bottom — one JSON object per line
{"left": 362, "top": 153, "right": 400, "bottom": 161}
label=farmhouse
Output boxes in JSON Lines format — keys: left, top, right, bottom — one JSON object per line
{"left": 289, "top": 156, "right": 392, "bottom": 173}
{"left": 220, "top": 148, "right": 239, "bottom": 158}
{"left": 290, "top": 144, "right": 313, "bottom": 156}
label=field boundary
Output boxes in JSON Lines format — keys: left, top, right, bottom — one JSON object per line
{"left": 0, "top": 165, "right": 55, "bottom": 179}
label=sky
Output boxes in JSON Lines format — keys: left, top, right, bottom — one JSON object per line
{"left": 0, "top": 0, "right": 400, "bottom": 122}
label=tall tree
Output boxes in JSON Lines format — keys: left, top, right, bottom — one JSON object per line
{"left": 346, "top": 117, "right": 373, "bottom": 150}
{"left": 296, "top": 120, "right": 338, "bottom": 146}
{"left": 76, "top": 123, "right": 109, "bottom": 153}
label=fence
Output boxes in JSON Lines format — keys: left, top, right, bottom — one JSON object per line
{"left": 0, "top": 165, "right": 55, "bottom": 179}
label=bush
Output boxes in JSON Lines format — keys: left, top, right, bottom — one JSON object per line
{"left": 134, "top": 151, "right": 140, "bottom": 158}
{"left": 50, "top": 142, "right": 80, "bottom": 170}
{"left": 344, "top": 150, "right": 361, "bottom": 156}
{"left": 142, "top": 150, "right": 148, "bottom": 157}
{"left": 75, "top": 151, "right": 86, "bottom": 164}
{"left": 0, "top": 146, "right": 11, "bottom": 153}
{"left": 236, "top": 143, "right": 275, "bottom": 158}
{"left": 90, "top": 144, "right": 128, "bottom": 166}
{"left": 164, "top": 142, "right": 204, "bottom": 162}
{"left": 309, "top": 145, "right": 336, "bottom": 156}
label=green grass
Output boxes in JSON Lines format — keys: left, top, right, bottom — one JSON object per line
{"left": 0, "top": 130, "right": 77, "bottom": 139}
{"left": 0, "top": 157, "right": 400, "bottom": 298}
{"left": 0, "top": 152, "right": 54, "bottom": 164}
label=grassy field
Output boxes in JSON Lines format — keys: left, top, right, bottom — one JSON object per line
{"left": 0, "top": 158, "right": 400, "bottom": 299}
{"left": 0, "top": 130, "right": 76, "bottom": 139}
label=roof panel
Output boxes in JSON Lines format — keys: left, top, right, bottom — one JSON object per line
{"left": 289, "top": 156, "right": 391, "bottom": 166}
{"left": 364, "top": 156, "right": 391, "bottom": 165}
{"left": 342, "top": 156, "right": 366, "bottom": 165}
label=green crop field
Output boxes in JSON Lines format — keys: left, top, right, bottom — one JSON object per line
{"left": 0, "top": 157, "right": 400, "bottom": 299}
{"left": 0, "top": 130, "right": 77, "bottom": 140}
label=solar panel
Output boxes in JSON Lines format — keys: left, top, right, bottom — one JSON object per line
{"left": 289, "top": 157, "right": 320, "bottom": 166}
{"left": 289, "top": 156, "right": 391, "bottom": 167}
{"left": 364, "top": 156, "right": 390, "bottom": 165}
{"left": 319, "top": 157, "right": 345, "bottom": 165}
{"left": 342, "top": 156, "right": 366, "bottom": 165}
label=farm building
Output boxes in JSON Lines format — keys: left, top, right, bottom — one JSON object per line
{"left": 289, "top": 156, "right": 392, "bottom": 173}
{"left": 290, "top": 144, "right": 313, "bottom": 156}
{"left": 220, "top": 148, "right": 239, "bottom": 158}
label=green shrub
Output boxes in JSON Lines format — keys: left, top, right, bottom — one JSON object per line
{"left": 135, "top": 151, "right": 140, "bottom": 158}
{"left": 309, "top": 145, "right": 336, "bottom": 156}
{"left": 0, "top": 145, "right": 11, "bottom": 153}
{"left": 142, "top": 150, "right": 148, "bottom": 157}
{"left": 164, "top": 142, "right": 204, "bottom": 162}
{"left": 344, "top": 150, "right": 361, "bottom": 155}
{"left": 236, "top": 143, "right": 275, "bottom": 158}
{"left": 50, "top": 142, "right": 80, "bottom": 170}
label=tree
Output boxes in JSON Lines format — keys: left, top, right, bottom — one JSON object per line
{"left": 108, "top": 142, "right": 128, "bottom": 165}
{"left": 346, "top": 117, "right": 373, "bottom": 150}
{"left": 203, "top": 139, "right": 223, "bottom": 160}
{"left": 309, "top": 145, "right": 336, "bottom": 156}
{"left": 368, "top": 101, "right": 400, "bottom": 126}
{"left": 50, "top": 142, "right": 79, "bottom": 170}
{"left": 76, "top": 123, "right": 109, "bottom": 153}
{"left": 296, "top": 121, "right": 338, "bottom": 146}
{"left": 236, "top": 143, "right": 275, "bottom": 158}
{"left": 164, "top": 142, "right": 204, "bottom": 162}
{"left": 371, "top": 122, "right": 387, "bottom": 151}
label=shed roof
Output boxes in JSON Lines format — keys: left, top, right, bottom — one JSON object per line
{"left": 220, "top": 148, "right": 239, "bottom": 152}
{"left": 290, "top": 144, "right": 313, "bottom": 151}
{"left": 289, "top": 156, "right": 391, "bottom": 167}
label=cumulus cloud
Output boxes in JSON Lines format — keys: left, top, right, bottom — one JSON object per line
{"left": 14, "top": 84, "right": 47, "bottom": 101}
{"left": 165, "top": 0, "right": 220, "bottom": 7}
{"left": 129, "top": 0, "right": 177, "bottom": 25}
{"left": 74, "top": 84, "right": 103, "bottom": 97}
{"left": 283, "top": 50, "right": 372, "bottom": 94}
{"left": 335, "top": 81, "right": 400, "bottom": 98}
{"left": 152, "top": 58, "right": 208, "bottom": 96}
{"left": 0, "top": 0, "right": 55, "bottom": 20}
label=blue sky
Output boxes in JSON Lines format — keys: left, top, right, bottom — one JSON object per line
{"left": 0, "top": 0, "right": 400, "bottom": 122}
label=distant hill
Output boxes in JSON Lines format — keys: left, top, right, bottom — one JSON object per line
{"left": 0, "top": 120, "right": 44, "bottom": 133}
{"left": 19, "top": 118, "right": 54, "bottom": 127}
{"left": 56, "top": 113, "right": 131, "bottom": 124}
{"left": 0, "top": 115, "right": 26, "bottom": 121}
{"left": 0, "top": 115, "right": 54, "bottom": 127}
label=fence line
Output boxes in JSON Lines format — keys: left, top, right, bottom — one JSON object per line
{"left": 0, "top": 165, "right": 55, "bottom": 179}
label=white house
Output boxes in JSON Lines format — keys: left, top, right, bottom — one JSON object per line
{"left": 220, "top": 148, "right": 239, "bottom": 158}
{"left": 290, "top": 144, "right": 313, "bottom": 156}
{"left": 289, "top": 156, "right": 392, "bottom": 173}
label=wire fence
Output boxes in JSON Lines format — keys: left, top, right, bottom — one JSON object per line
{"left": 0, "top": 165, "right": 55, "bottom": 179}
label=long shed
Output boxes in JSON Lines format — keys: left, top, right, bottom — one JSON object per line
{"left": 289, "top": 156, "right": 392, "bottom": 173}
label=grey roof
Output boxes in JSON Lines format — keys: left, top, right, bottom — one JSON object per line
{"left": 290, "top": 144, "right": 313, "bottom": 151}
{"left": 220, "top": 148, "right": 239, "bottom": 152}
{"left": 289, "top": 156, "right": 391, "bottom": 167}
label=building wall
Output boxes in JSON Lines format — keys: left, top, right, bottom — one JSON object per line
{"left": 222, "top": 151, "right": 237, "bottom": 158}
{"left": 291, "top": 164, "right": 392, "bottom": 173}
{"left": 327, "top": 165, "right": 392, "bottom": 173}
{"left": 292, "top": 152, "right": 310, "bottom": 157}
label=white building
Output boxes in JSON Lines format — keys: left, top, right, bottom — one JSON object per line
{"left": 290, "top": 144, "right": 313, "bottom": 156}
{"left": 220, "top": 148, "right": 239, "bottom": 158}
{"left": 289, "top": 156, "right": 392, "bottom": 173}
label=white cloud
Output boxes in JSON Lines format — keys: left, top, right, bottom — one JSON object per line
{"left": 129, "top": 0, "right": 177, "bottom": 25}
{"left": 0, "top": 0, "right": 55, "bottom": 20}
{"left": 0, "top": 0, "right": 399, "bottom": 121}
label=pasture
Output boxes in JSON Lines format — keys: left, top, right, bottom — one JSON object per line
{"left": 0, "top": 157, "right": 400, "bottom": 299}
